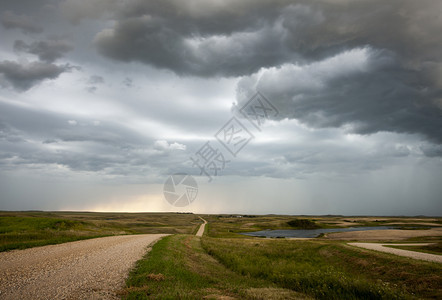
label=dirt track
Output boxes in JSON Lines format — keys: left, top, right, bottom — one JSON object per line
{"left": 349, "top": 243, "right": 442, "bottom": 263}
{"left": 0, "top": 234, "right": 167, "bottom": 299}
{"left": 196, "top": 217, "right": 207, "bottom": 237}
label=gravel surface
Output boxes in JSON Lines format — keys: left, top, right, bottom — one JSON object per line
{"left": 0, "top": 234, "right": 167, "bottom": 299}
{"left": 349, "top": 243, "right": 442, "bottom": 263}
{"left": 196, "top": 218, "right": 207, "bottom": 237}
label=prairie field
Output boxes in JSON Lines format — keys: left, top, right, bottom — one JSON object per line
{"left": 122, "top": 214, "right": 442, "bottom": 299}
{"left": 1, "top": 212, "right": 441, "bottom": 299}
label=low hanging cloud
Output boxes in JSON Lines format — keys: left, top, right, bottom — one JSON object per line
{"left": 1, "top": 10, "right": 43, "bottom": 34}
{"left": 14, "top": 39, "right": 73, "bottom": 62}
{"left": 0, "top": 60, "right": 72, "bottom": 91}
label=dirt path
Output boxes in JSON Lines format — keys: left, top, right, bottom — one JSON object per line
{"left": 196, "top": 217, "right": 207, "bottom": 237}
{"left": 349, "top": 243, "right": 442, "bottom": 263}
{"left": 0, "top": 234, "right": 167, "bottom": 299}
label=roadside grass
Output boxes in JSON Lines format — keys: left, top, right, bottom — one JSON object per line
{"left": 384, "top": 242, "right": 442, "bottom": 255}
{"left": 201, "top": 237, "right": 442, "bottom": 299}
{"left": 0, "top": 216, "right": 107, "bottom": 252}
{"left": 121, "top": 234, "right": 311, "bottom": 299}
{"left": 333, "top": 243, "right": 441, "bottom": 299}
{"left": 0, "top": 212, "right": 201, "bottom": 252}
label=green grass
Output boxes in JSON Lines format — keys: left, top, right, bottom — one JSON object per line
{"left": 0, "top": 216, "right": 102, "bottom": 251}
{"left": 0, "top": 212, "right": 202, "bottom": 252}
{"left": 121, "top": 234, "right": 309, "bottom": 299}
{"left": 123, "top": 231, "right": 441, "bottom": 299}
{"left": 0, "top": 216, "right": 85, "bottom": 232}
{"left": 201, "top": 237, "right": 442, "bottom": 299}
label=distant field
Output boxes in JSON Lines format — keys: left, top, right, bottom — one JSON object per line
{"left": 202, "top": 214, "right": 442, "bottom": 239}
{"left": 0, "top": 211, "right": 201, "bottom": 251}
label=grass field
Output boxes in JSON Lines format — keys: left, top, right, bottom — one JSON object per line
{"left": 123, "top": 233, "right": 441, "bottom": 299}
{"left": 202, "top": 238, "right": 442, "bottom": 299}
{"left": 2, "top": 212, "right": 441, "bottom": 299}
{"left": 122, "top": 215, "right": 441, "bottom": 299}
{"left": 0, "top": 211, "right": 201, "bottom": 251}
{"left": 121, "top": 234, "right": 312, "bottom": 299}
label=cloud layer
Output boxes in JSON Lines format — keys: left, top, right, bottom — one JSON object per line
{"left": 1, "top": 10, "right": 43, "bottom": 34}
{"left": 0, "top": 0, "right": 441, "bottom": 213}
{"left": 89, "top": 0, "right": 442, "bottom": 144}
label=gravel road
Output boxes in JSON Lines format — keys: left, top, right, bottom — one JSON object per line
{"left": 196, "top": 217, "right": 207, "bottom": 237}
{"left": 0, "top": 234, "right": 167, "bottom": 299}
{"left": 349, "top": 243, "right": 442, "bottom": 263}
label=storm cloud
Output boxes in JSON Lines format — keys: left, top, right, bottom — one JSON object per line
{"left": 92, "top": 0, "right": 441, "bottom": 76}
{"left": 1, "top": 10, "right": 43, "bottom": 34}
{"left": 237, "top": 47, "right": 442, "bottom": 144}
{"left": 90, "top": 0, "right": 442, "bottom": 144}
{"left": 14, "top": 39, "right": 73, "bottom": 62}
{"left": 0, "top": 60, "right": 72, "bottom": 90}
{"left": 0, "top": 0, "right": 441, "bottom": 214}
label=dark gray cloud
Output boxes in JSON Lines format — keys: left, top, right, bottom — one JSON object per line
{"left": 93, "top": 0, "right": 292, "bottom": 77}
{"left": 60, "top": 0, "right": 119, "bottom": 24}
{"left": 1, "top": 10, "right": 43, "bottom": 34}
{"left": 88, "top": 75, "right": 104, "bottom": 84}
{"left": 1, "top": 0, "right": 442, "bottom": 213}
{"left": 0, "top": 60, "right": 72, "bottom": 90}
{"left": 122, "top": 77, "right": 132, "bottom": 87}
{"left": 420, "top": 144, "right": 442, "bottom": 158}
{"left": 14, "top": 38, "right": 73, "bottom": 62}
{"left": 86, "top": 75, "right": 104, "bottom": 92}
{"left": 237, "top": 48, "right": 442, "bottom": 145}
{"left": 91, "top": 0, "right": 441, "bottom": 76}
{"left": 88, "top": 0, "right": 442, "bottom": 146}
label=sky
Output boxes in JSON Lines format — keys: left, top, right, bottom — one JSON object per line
{"left": 0, "top": 0, "right": 441, "bottom": 215}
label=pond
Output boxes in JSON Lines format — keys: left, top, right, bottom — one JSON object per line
{"left": 240, "top": 226, "right": 397, "bottom": 238}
